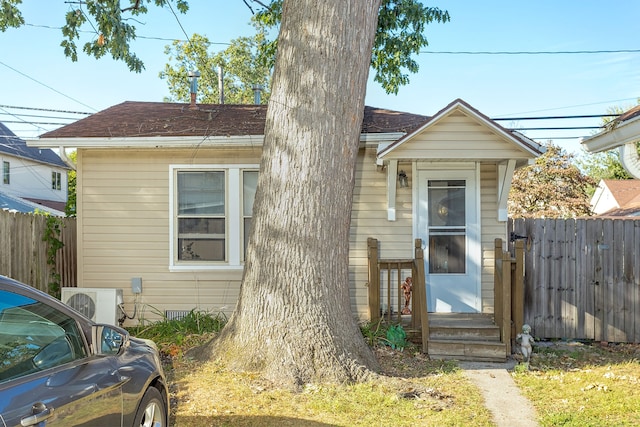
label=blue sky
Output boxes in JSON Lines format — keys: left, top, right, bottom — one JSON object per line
{"left": 1, "top": 1, "right": 639, "bottom": 155}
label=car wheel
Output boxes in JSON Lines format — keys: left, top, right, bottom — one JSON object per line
{"left": 133, "top": 387, "right": 166, "bottom": 427}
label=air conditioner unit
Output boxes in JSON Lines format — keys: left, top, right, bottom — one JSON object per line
{"left": 61, "top": 287, "right": 123, "bottom": 325}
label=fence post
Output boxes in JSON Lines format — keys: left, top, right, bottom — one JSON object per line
{"left": 512, "top": 240, "right": 524, "bottom": 350}
{"left": 502, "top": 247, "right": 513, "bottom": 355}
{"left": 367, "top": 238, "right": 380, "bottom": 323}
{"left": 494, "top": 239, "right": 504, "bottom": 342}
{"left": 413, "top": 239, "right": 429, "bottom": 353}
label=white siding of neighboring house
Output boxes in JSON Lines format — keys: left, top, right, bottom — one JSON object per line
{"left": 0, "top": 154, "right": 68, "bottom": 203}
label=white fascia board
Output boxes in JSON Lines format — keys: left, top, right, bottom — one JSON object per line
{"left": 361, "top": 132, "right": 405, "bottom": 149}
{"left": 32, "top": 132, "right": 403, "bottom": 150}
{"left": 30, "top": 135, "right": 266, "bottom": 149}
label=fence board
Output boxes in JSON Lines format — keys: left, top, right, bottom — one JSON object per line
{"left": 630, "top": 221, "right": 640, "bottom": 342}
{"left": 563, "top": 218, "right": 577, "bottom": 339}
{"left": 623, "top": 220, "right": 635, "bottom": 342}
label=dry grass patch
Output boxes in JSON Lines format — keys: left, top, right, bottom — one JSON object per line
{"left": 512, "top": 341, "right": 640, "bottom": 427}
{"left": 167, "top": 345, "right": 493, "bottom": 427}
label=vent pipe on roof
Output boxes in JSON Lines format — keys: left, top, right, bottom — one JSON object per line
{"left": 188, "top": 70, "right": 200, "bottom": 109}
{"left": 252, "top": 84, "right": 263, "bottom": 105}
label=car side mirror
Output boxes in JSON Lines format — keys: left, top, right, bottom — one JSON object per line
{"left": 92, "top": 324, "right": 129, "bottom": 355}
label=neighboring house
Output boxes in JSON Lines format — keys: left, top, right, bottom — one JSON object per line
{"left": 0, "top": 122, "right": 70, "bottom": 215}
{"left": 590, "top": 179, "right": 640, "bottom": 217}
{"left": 36, "top": 99, "right": 544, "bottom": 321}
{"left": 582, "top": 105, "right": 640, "bottom": 179}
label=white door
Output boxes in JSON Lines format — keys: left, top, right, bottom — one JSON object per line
{"left": 417, "top": 167, "right": 481, "bottom": 312}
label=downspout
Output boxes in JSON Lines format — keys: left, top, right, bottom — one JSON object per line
{"left": 619, "top": 142, "right": 640, "bottom": 179}
{"left": 59, "top": 146, "right": 76, "bottom": 171}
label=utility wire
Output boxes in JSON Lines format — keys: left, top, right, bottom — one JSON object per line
{"left": 0, "top": 105, "right": 92, "bottom": 115}
{"left": 0, "top": 61, "right": 98, "bottom": 112}
{"left": 420, "top": 49, "right": 640, "bottom": 55}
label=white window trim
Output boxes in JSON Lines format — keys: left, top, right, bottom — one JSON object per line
{"left": 169, "top": 164, "right": 259, "bottom": 271}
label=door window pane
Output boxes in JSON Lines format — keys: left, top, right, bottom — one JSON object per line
{"left": 429, "top": 232, "right": 466, "bottom": 274}
{"left": 428, "top": 179, "right": 466, "bottom": 274}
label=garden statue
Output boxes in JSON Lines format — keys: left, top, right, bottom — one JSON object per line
{"left": 401, "top": 277, "right": 412, "bottom": 315}
{"left": 516, "top": 324, "right": 534, "bottom": 364}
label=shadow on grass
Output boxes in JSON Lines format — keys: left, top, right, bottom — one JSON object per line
{"left": 174, "top": 415, "right": 338, "bottom": 426}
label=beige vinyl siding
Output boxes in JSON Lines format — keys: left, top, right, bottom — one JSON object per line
{"left": 383, "top": 111, "right": 531, "bottom": 161}
{"left": 77, "top": 147, "right": 261, "bottom": 323}
{"left": 349, "top": 147, "right": 414, "bottom": 319}
{"left": 479, "top": 162, "right": 506, "bottom": 313}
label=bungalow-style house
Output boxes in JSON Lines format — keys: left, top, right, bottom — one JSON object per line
{"left": 36, "top": 99, "right": 544, "bottom": 329}
{"left": 590, "top": 179, "right": 640, "bottom": 217}
{"left": 0, "top": 122, "right": 70, "bottom": 215}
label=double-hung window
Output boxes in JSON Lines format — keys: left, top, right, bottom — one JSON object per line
{"left": 52, "top": 171, "right": 62, "bottom": 190}
{"left": 2, "top": 161, "right": 9, "bottom": 185}
{"left": 170, "top": 165, "right": 258, "bottom": 270}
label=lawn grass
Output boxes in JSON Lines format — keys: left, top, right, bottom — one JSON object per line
{"left": 130, "top": 313, "right": 640, "bottom": 426}
{"left": 130, "top": 316, "right": 493, "bottom": 426}
{"left": 169, "top": 355, "right": 493, "bottom": 427}
{"left": 512, "top": 341, "right": 640, "bottom": 427}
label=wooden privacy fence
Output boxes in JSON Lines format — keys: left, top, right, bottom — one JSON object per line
{"left": 0, "top": 209, "right": 77, "bottom": 294}
{"left": 510, "top": 217, "right": 640, "bottom": 343}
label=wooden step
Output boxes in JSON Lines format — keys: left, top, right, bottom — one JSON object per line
{"left": 429, "top": 324, "right": 501, "bottom": 341}
{"left": 427, "top": 339, "right": 507, "bottom": 362}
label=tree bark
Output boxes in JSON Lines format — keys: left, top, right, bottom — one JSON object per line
{"left": 203, "top": 0, "right": 382, "bottom": 387}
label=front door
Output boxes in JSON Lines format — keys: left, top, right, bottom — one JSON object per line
{"left": 417, "top": 166, "right": 480, "bottom": 312}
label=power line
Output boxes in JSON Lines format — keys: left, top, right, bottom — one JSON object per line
{"left": 0, "top": 105, "right": 92, "bottom": 115}
{"left": 0, "top": 61, "right": 98, "bottom": 112}
{"left": 421, "top": 49, "right": 640, "bottom": 55}
{"left": 492, "top": 114, "right": 618, "bottom": 121}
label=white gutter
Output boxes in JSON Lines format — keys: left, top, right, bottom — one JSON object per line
{"left": 32, "top": 132, "right": 404, "bottom": 150}
{"left": 58, "top": 146, "right": 76, "bottom": 171}
{"left": 581, "top": 114, "right": 640, "bottom": 179}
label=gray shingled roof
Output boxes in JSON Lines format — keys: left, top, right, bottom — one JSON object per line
{"left": 0, "top": 122, "right": 69, "bottom": 168}
{"left": 0, "top": 191, "right": 65, "bottom": 216}
{"left": 39, "top": 102, "right": 430, "bottom": 139}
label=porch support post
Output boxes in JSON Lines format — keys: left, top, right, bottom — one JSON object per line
{"left": 387, "top": 160, "right": 398, "bottom": 221}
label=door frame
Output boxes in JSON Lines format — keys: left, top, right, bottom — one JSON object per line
{"left": 413, "top": 162, "right": 482, "bottom": 312}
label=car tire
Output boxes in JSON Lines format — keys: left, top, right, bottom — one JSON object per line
{"left": 133, "top": 387, "right": 166, "bottom": 427}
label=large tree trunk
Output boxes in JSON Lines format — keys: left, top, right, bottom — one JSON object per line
{"left": 203, "top": 0, "right": 382, "bottom": 387}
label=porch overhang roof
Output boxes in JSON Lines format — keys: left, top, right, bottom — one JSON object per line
{"left": 376, "top": 98, "right": 544, "bottom": 161}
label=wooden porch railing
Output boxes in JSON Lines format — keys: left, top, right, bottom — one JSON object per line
{"left": 367, "top": 238, "right": 429, "bottom": 352}
{"left": 494, "top": 238, "right": 525, "bottom": 355}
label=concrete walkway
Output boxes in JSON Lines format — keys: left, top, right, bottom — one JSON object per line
{"left": 459, "top": 360, "right": 539, "bottom": 427}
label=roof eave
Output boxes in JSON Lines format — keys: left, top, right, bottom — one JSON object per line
{"left": 33, "top": 132, "right": 405, "bottom": 149}
{"left": 581, "top": 115, "right": 640, "bottom": 153}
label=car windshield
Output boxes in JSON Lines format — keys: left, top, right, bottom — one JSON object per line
{"left": 0, "top": 290, "right": 87, "bottom": 383}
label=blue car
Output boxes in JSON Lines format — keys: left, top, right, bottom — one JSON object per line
{"left": 0, "top": 275, "right": 169, "bottom": 426}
